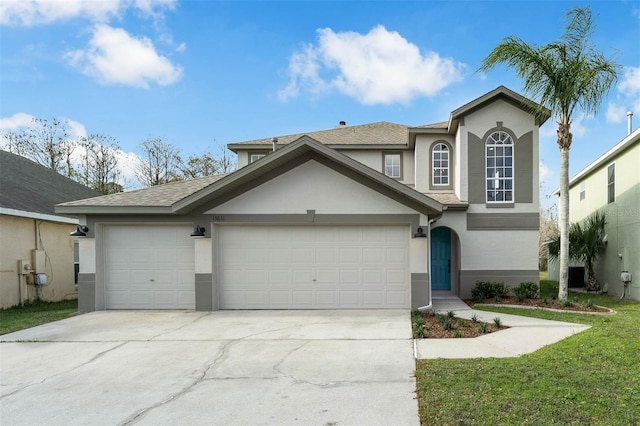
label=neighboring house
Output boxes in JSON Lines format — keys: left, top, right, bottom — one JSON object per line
{"left": 549, "top": 127, "right": 639, "bottom": 300}
{"left": 56, "top": 86, "right": 549, "bottom": 312}
{"left": 0, "top": 150, "right": 101, "bottom": 308}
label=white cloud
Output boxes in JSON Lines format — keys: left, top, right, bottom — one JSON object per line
{"left": 539, "top": 161, "right": 553, "bottom": 183}
{"left": 65, "top": 24, "right": 183, "bottom": 88}
{"left": 606, "top": 102, "right": 627, "bottom": 124}
{"left": 607, "top": 66, "right": 640, "bottom": 123}
{"left": 0, "top": 112, "right": 35, "bottom": 130}
{"left": 279, "top": 25, "right": 466, "bottom": 105}
{"left": 0, "top": 0, "right": 178, "bottom": 26}
{"left": 0, "top": 0, "right": 121, "bottom": 26}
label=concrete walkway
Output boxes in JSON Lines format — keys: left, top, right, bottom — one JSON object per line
{"left": 414, "top": 296, "right": 592, "bottom": 359}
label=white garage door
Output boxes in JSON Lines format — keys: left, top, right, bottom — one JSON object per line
{"left": 104, "top": 225, "right": 195, "bottom": 309}
{"left": 218, "top": 225, "right": 410, "bottom": 309}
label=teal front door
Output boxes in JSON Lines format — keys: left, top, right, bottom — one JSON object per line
{"left": 431, "top": 227, "right": 451, "bottom": 291}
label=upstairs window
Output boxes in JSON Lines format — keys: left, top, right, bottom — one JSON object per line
{"left": 384, "top": 153, "right": 402, "bottom": 179}
{"left": 579, "top": 182, "right": 586, "bottom": 201}
{"left": 607, "top": 163, "right": 615, "bottom": 204}
{"left": 249, "top": 152, "right": 268, "bottom": 163}
{"left": 486, "top": 131, "right": 513, "bottom": 203}
{"left": 432, "top": 143, "right": 449, "bottom": 186}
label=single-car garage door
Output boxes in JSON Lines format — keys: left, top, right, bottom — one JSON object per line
{"left": 218, "top": 225, "right": 410, "bottom": 309}
{"left": 104, "top": 225, "right": 195, "bottom": 309}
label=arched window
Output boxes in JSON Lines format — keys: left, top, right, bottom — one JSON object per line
{"left": 486, "top": 131, "right": 513, "bottom": 202}
{"left": 432, "top": 143, "right": 449, "bottom": 186}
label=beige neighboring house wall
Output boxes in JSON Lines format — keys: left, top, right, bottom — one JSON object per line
{"left": 0, "top": 212, "right": 78, "bottom": 308}
{"left": 550, "top": 128, "right": 639, "bottom": 300}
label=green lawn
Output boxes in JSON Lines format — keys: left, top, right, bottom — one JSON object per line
{"left": 416, "top": 281, "right": 640, "bottom": 425}
{"left": 0, "top": 299, "right": 78, "bottom": 335}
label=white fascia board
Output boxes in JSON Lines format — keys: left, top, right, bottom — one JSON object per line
{"left": 0, "top": 207, "right": 79, "bottom": 224}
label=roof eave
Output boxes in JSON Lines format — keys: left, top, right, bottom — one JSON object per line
{"left": 55, "top": 205, "right": 175, "bottom": 215}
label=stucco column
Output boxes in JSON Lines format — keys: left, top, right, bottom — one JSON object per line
{"left": 77, "top": 238, "right": 96, "bottom": 312}
{"left": 410, "top": 236, "right": 429, "bottom": 310}
{"left": 194, "top": 238, "right": 213, "bottom": 311}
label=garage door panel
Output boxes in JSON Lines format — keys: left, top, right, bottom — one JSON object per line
{"left": 218, "top": 225, "right": 409, "bottom": 309}
{"left": 340, "top": 291, "right": 360, "bottom": 305}
{"left": 316, "top": 291, "right": 337, "bottom": 306}
{"left": 104, "top": 225, "right": 195, "bottom": 310}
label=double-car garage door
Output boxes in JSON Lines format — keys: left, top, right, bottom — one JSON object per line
{"left": 218, "top": 225, "right": 410, "bottom": 309}
{"left": 104, "top": 224, "right": 410, "bottom": 310}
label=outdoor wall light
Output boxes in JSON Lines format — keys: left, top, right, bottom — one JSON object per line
{"left": 70, "top": 225, "right": 89, "bottom": 237}
{"left": 191, "top": 225, "right": 206, "bottom": 238}
{"left": 413, "top": 227, "right": 427, "bottom": 238}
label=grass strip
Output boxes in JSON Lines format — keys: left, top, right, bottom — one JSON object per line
{"left": 0, "top": 299, "right": 78, "bottom": 335}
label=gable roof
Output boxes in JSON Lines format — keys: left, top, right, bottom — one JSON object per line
{"left": 0, "top": 150, "right": 101, "bottom": 217}
{"left": 227, "top": 121, "right": 411, "bottom": 152}
{"left": 408, "top": 86, "right": 551, "bottom": 141}
{"left": 57, "top": 137, "right": 443, "bottom": 218}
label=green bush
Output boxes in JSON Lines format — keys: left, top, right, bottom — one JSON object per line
{"left": 471, "top": 281, "right": 510, "bottom": 302}
{"left": 513, "top": 281, "right": 539, "bottom": 302}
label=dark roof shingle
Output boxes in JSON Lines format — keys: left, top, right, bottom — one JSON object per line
{"left": 0, "top": 150, "right": 101, "bottom": 215}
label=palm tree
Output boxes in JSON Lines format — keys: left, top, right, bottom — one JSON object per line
{"left": 479, "top": 6, "right": 619, "bottom": 300}
{"left": 548, "top": 211, "right": 607, "bottom": 291}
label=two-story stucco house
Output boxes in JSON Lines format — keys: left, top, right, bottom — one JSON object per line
{"left": 57, "top": 86, "right": 549, "bottom": 312}
{"left": 549, "top": 126, "right": 639, "bottom": 300}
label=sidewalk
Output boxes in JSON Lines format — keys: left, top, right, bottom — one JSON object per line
{"left": 414, "top": 297, "right": 591, "bottom": 359}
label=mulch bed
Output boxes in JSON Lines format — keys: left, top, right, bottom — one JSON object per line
{"left": 465, "top": 296, "right": 611, "bottom": 313}
{"left": 413, "top": 311, "right": 508, "bottom": 339}
{"left": 413, "top": 297, "right": 612, "bottom": 339}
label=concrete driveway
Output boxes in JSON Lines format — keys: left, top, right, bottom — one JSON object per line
{"left": 1, "top": 310, "right": 419, "bottom": 426}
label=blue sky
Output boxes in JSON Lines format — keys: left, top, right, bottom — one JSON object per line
{"left": 1, "top": 0, "right": 639, "bottom": 204}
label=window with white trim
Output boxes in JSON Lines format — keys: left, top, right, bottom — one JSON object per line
{"left": 607, "top": 163, "right": 615, "bottom": 204}
{"left": 432, "top": 143, "right": 449, "bottom": 186}
{"left": 579, "top": 182, "right": 586, "bottom": 201}
{"left": 249, "top": 152, "right": 267, "bottom": 163}
{"left": 384, "top": 153, "right": 401, "bottom": 179}
{"left": 486, "top": 131, "right": 513, "bottom": 203}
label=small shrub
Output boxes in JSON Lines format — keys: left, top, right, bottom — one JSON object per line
{"left": 513, "top": 281, "right": 539, "bottom": 302}
{"left": 471, "top": 281, "right": 510, "bottom": 302}
{"left": 414, "top": 315, "right": 425, "bottom": 328}
{"left": 447, "top": 310, "right": 455, "bottom": 319}
{"left": 542, "top": 297, "right": 549, "bottom": 305}
{"left": 436, "top": 314, "right": 447, "bottom": 325}
{"left": 478, "top": 323, "right": 489, "bottom": 333}
{"left": 457, "top": 319, "right": 466, "bottom": 328}
{"left": 443, "top": 318, "right": 454, "bottom": 331}
{"left": 563, "top": 299, "right": 574, "bottom": 307}
{"left": 415, "top": 324, "right": 426, "bottom": 338}
{"left": 493, "top": 317, "right": 502, "bottom": 327}
{"left": 454, "top": 330, "right": 464, "bottom": 338}
{"left": 471, "top": 313, "right": 479, "bottom": 323}
{"left": 586, "top": 299, "right": 595, "bottom": 308}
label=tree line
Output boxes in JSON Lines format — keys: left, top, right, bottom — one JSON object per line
{"left": 1, "top": 117, "right": 235, "bottom": 195}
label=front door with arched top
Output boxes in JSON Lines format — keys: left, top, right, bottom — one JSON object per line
{"left": 431, "top": 227, "right": 451, "bottom": 291}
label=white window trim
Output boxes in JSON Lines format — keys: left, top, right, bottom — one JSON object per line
{"left": 432, "top": 143, "right": 450, "bottom": 186}
{"left": 607, "top": 162, "right": 615, "bottom": 204}
{"left": 579, "top": 182, "right": 586, "bottom": 201}
{"left": 485, "top": 130, "right": 514, "bottom": 204}
{"left": 383, "top": 152, "right": 402, "bottom": 179}
{"left": 249, "top": 152, "right": 267, "bottom": 163}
